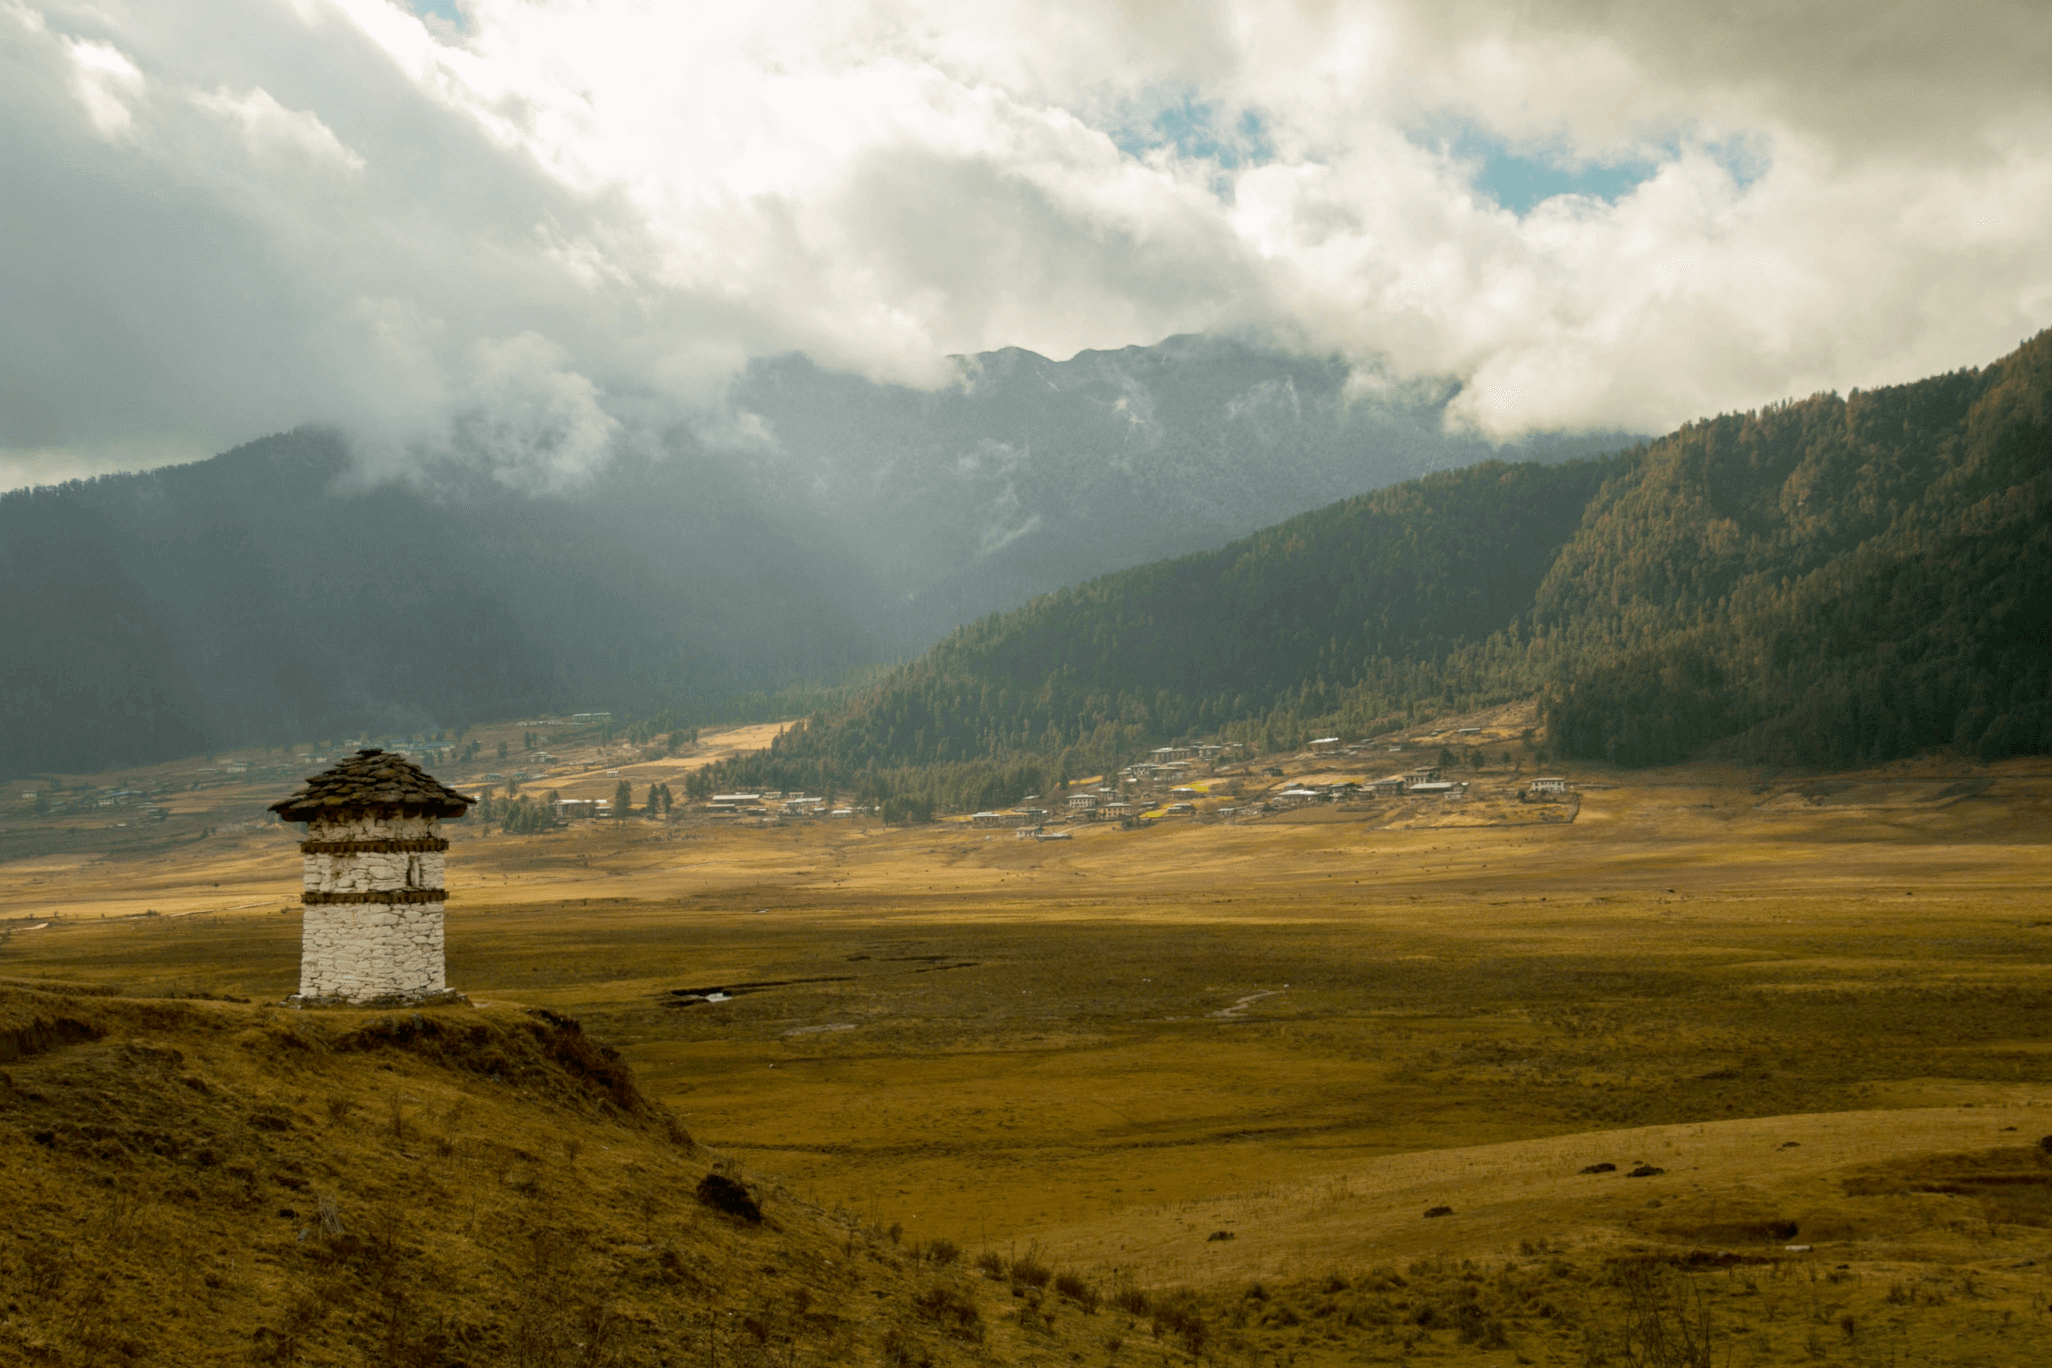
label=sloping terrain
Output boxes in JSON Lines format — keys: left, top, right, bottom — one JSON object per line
{"left": 0, "top": 984, "right": 1096, "bottom": 1368}
{"left": 712, "top": 329, "right": 2052, "bottom": 807}
{"left": 1540, "top": 329, "right": 2052, "bottom": 766}
{"left": 1, "top": 335, "right": 1614, "bottom": 778}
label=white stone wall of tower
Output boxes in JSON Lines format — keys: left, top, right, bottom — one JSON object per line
{"left": 312, "top": 813, "right": 440, "bottom": 841}
{"left": 298, "top": 903, "right": 447, "bottom": 1000}
{"left": 303, "top": 849, "right": 445, "bottom": 895}
{"left": 297, "top": 810, "right": 448, "bottom": 1002}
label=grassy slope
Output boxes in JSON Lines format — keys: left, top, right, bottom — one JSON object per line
{"left": 0, "top": 987, "right": 1105, "bottom": 1368}
{"left": 9, "top": 989, "right": 2051, "bottom": 1367}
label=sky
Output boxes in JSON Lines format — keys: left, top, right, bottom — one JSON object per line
{"left": 4, "top": 0, "right": 2051, "bottom": 492}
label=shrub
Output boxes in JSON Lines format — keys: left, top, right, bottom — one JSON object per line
{"left": 1054, "top": 1271, "right": 1099, "bottom": 1313}
{"left": 974, "top": 1250, "right": 1006, "bottom": 1279}
{"left": 1150, "top": 1295, "right": 1207, "bottom": 1354}
{"left": 694, "top": 1173, "right": 762, "bottom": 1223}
{"left": 912, "top": 1285, "right": 983, "bottom": 1343}
{"left": 1009, "top": 1255, "right": 1052, "bottom": 1289}
{"left": 1614, "top": 1260, "right": 1714, "bottom": 1368}
{"left": 922, "top": 1238, "right": 960, "bottom": 1265}
{"left": 1109, "top": 1285, "right": 1150, "bottom": 1316}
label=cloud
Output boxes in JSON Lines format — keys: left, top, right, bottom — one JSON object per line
{"left": 65, "top": 35, "right": 142, "bottom": 138}
{"left": 191, "top": 85, "right": 365, "bottom": 174}
{"left": 4, "top": 0, "right": 2052, "bottom": 486}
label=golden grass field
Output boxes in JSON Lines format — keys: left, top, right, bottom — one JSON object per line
{"left": 6, "top": 726, "right": 2052, "bottom": 1363}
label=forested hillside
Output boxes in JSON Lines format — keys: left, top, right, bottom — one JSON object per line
{"left": 0, "top": 433, "right": 873, "bottom": 776}
{"left": 707, "top": 459, "right": 1613, "bottom": 809}
{"left": 1543, "top": 333, "right": 2052, "bottom": 766}
{"left": 711, "top": 331, "right": 2052, "bottom": 807}
{"left": 1, "top": 334, "right": 1614, "bottom": 777}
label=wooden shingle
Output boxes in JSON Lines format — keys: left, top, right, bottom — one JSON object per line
{"left": 269, "top": 749, "right": 474, "bottom": 822}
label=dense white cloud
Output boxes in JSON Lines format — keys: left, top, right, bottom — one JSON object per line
{"left": 4, "top": 0, "right": 2051, "bottom": 488}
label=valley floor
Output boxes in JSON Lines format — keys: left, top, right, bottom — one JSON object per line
{"left": 5, "top": 740, "right": 2052, "bottom": 1362}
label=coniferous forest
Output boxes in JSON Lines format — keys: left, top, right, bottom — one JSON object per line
{"left": 0, "top": 335, "right": 1615, "bottom": 778}
{"left": 8, "top": 332, "right": 2046, "bottom": 796}
{"left": 707, "top": 330, "right": 2052, "bottom": 808}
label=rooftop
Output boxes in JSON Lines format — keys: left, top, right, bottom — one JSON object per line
{"left": 268, "top": 749, "right": 475, "bottom": 823}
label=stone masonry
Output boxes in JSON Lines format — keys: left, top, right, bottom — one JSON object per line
{"left": 270, "top": 749, "right": 474, "bottom": 1003}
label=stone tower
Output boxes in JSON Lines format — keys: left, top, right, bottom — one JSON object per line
{"left": 269, "top": 748, "right": 474, "bottom": 1004}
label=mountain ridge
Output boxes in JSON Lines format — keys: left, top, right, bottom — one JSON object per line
{"left": 704, "top": 329, "right": 2052, "bottom": 807}
{"left": 2, "top": 334, "right": 1621, "bottom": 776}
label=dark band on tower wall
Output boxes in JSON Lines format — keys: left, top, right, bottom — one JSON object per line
{"left": 298, "top": 837, "right": 450, "bottom": 854}
{"left": 300, "top": 889, "right": 448, "bottom": 906}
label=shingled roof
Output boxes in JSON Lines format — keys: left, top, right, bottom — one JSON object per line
{"left": 269, "top": 749, "right": 475, "bottom": 823}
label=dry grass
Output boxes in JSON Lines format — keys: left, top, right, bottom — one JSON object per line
{"left": 6, "top": 743, "right": 2052, "bottom": 1361}
{"left": 0, "top": 985, "right": 1102, "bottom": 1367}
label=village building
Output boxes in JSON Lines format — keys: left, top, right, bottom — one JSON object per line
{"left": 1150, "top": 745, "right": 1195, "bottom": 762}
{"left": 972, "top": 808, "right": 1042, "bottom": 828}
{"left": 1066, "top": 794, "right": 1099, "bottom": 811}
{"left": 1529, "top": 777, "right": 1570, "bottom": 796}
{"left": 1404, "top": 766, "right": 1442, "bottom": 788}
{"left": 1308, "top": 737, "right": 1342, "bottom": 754}
{"left": 269, "top": 748, "right": 473, "bottom": 1004}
